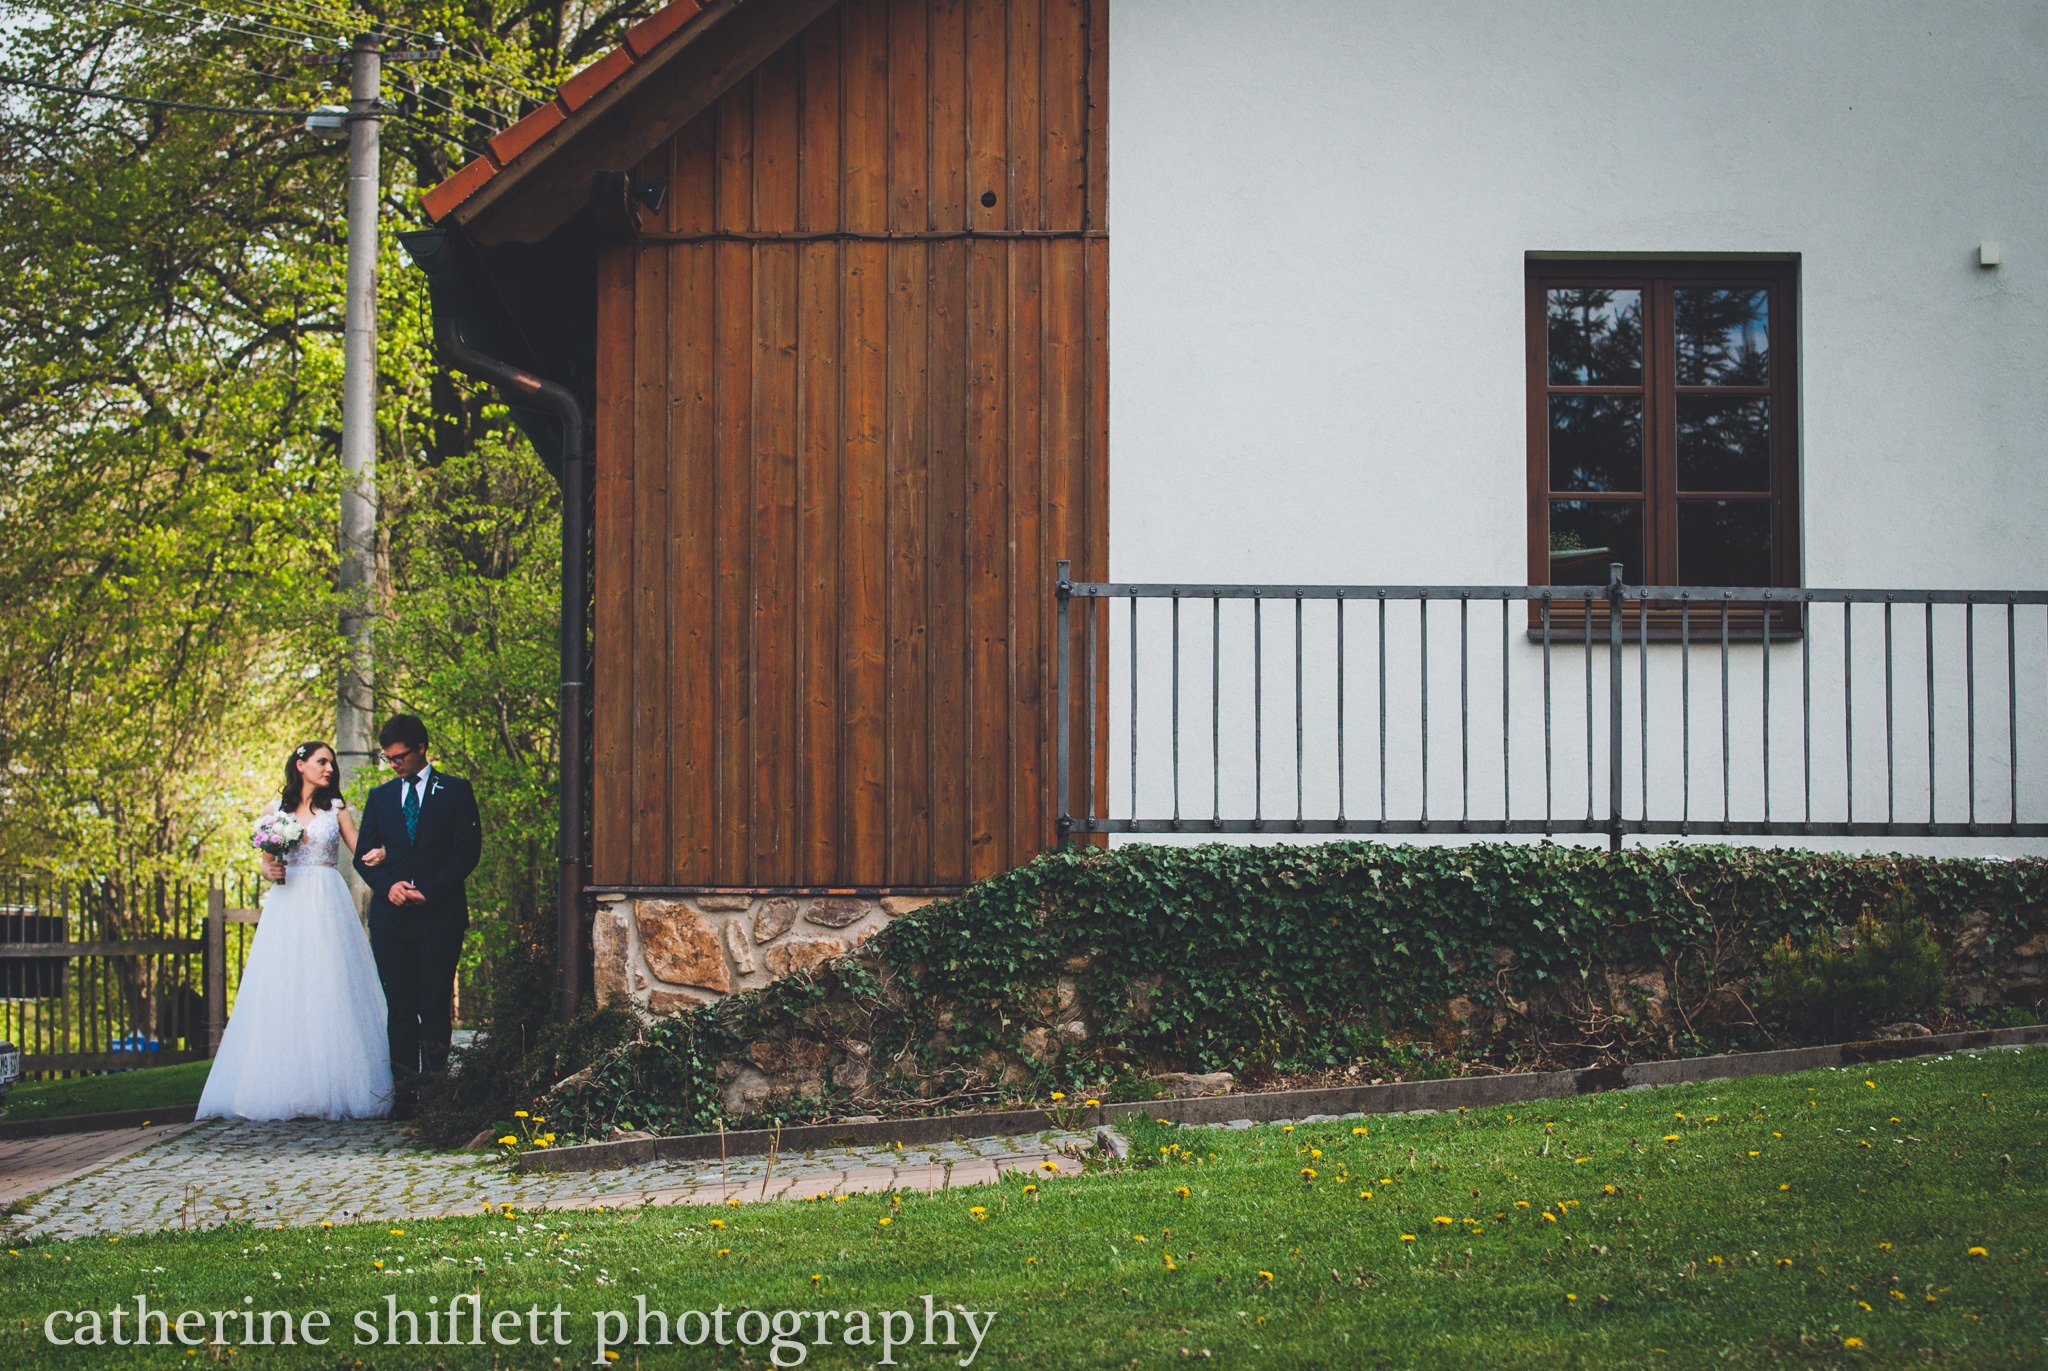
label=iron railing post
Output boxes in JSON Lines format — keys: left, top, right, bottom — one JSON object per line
{"left": 1055, "top": 560, "right": 1072, "bottom": 845}
{"left": 204, "top": 887, "right": 226, "bottom": 1056}
{"left": 1608, "top": 563, "right": 1626, "bottom": 851}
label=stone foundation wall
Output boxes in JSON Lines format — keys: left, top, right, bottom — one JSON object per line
{"left": 589, "top": 893, "right": 940, "bottom": 1012}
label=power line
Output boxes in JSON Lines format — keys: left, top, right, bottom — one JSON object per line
{"left": 0, "top": 72, "right": 304, "bottom": 117}
{"left": 0, "top": 73, "right": 495, "bottom": 157}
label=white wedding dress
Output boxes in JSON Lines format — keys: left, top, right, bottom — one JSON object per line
{"left": 196, "top": 802, "right": 393, "bottom": 1120}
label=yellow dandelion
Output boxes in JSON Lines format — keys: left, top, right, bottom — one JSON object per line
{"left": 969, "top": 1206, "right": 988, "bottom": 1220}
{"left": 1309, "top": 1148, "right": 1323, "bottom": 1159}
{"left": 1084, "top": 1099, "right": 1100, "bottom": 1107}
{"left": 811, "top": 1274, "right": 822, "bottom": 1284}
{"left": 727, "top": 1198, "right": 742, "bottom": 1208}
{"left": 1602, "top": 1185, "right": 1616, "bottom": 1195}
{"left": 1877, "top": 1242, "right": 1891, "bottom": 1250}
{"left": 1399, "top": 1234, "right": 1416, "bottom": 1243}
{"left": 1707, "top": 1256, "right": 1723, "bottom": 1266}
{"left": 1675, "top": 1112, "right": 1686, "bottom": 1120}
{"left": 372, "top": 1260, "right": 384, "bottom": 1270}
{"left": 1844, "top": 1337, "right": 1864, "bottom": 1348}
{"left": 1040, "top": 1160, "right": 1059, "bottom": 1173}
{"left": 1257, "top": 1271, "right": 1274, "bottom": 1282}
{"left": 1433, "top": 1216, "right": 1454, "bottom": 1226}
{"left": 1132, "top": 1234, "right": 1147, "bottom": 1242}
{"left": 1773, "top": 1131, "right": 1782, "bottom": 1138}
{"left": 1776, "top": 1258, "right": 1793, "bottom": 1268}
{"left": 1542, "top": 1212, "right": 1557, "bottom": 1223}
{"left": 1514, "top": 1200, "right": 1530, "bottom": 1209}
{"left": 604, "top": 1353, "right": 620, "bottom": 1363}
{"left": 1379, "top": 1178, "right": 1394, "bottom": 1186}
{"left": 1662, "top": 1134, "right": 1681, "bottom": 1143}
{"left": 498, "top": 1136, "right": 518, "bottom": 1147}
{"left": 1968, "top": 1246, "right": 1988, "bottom": 1257}
{"left": 533, "top": 1138, "right": 549, "bottom": 1148}
{"left": 878, "top": 1217, "right": 893, "bottom": 1227}
{"left": 1748, "top": 1150, "right": 1760, "bottom": 1156}
{"left": 716, "top": 1248, "right": 730, "bottom": 1257}
{"left": 320, "top": 1222, "right": 333, "bottom": 1229}
{"left": 1301, "top": 1168, "right": 1317, "bottom": 1181}
{"left": 388, "top": 1229, "right": 404, "bottom": 1237}
{"left": 1565, "top": 1294, "right": 1577, "bottom": 1303}
{"left": 1174, "top": 1186, "right": 1189, "bottom": 1199}
{"left": 1925, "top": 1294, "right": 1938, "bottom": 1304}
{"left": 1164, "top": 1254, "right": 1177, "bottom": 1270}
{"left": 1352, "top": 1126, "right": 1368, "bottom": 1136}
{"left": 1024, "top": 1184, "right": 1039, "bottom": 1196}
{"left": 708, "top": 1219, "right": 725, "bottom": 1230}
{"left": 1050, "top": 1092, "right": 1065, "bottom": 1101}
{"left": 514, "top": 1110, "right": 529, "bottom": 1119}
{"left": 1858, "top": 1301, "right": 1872, "bottom": 1311}
{"left": 1779, "top": 1184, "right": 1791, "bottom": 1191}
{"left": 1864, "top": 1080, "right": 1875, "bottom": 1089}
{"left": 1281, "top": 1125, "right": 1294, "bottom": 1134}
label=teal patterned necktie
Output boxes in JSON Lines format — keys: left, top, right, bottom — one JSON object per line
{"left": 403, "top": 779, "right": 420, "bottom": 840}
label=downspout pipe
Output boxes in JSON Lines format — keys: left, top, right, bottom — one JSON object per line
{"left": 433, "top": 316, "right": 589, "bottom": 1025}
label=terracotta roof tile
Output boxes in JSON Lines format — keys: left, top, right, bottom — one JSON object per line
{"left": 488, "top": 101, "right": 566, "bottom": 167}
{"left": 420, "top": 154, "right": 501, "bottom": 222}
{"left": 625, "top": 0, "right": 704, "bottom": 58}
{"left": 557, "top": 45, "right": 634, "bottom": 112}
{"left": 419, "top": 0, "right": 710, "bottom": 224}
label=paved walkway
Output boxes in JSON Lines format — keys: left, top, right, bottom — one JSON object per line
{"left": 0, "top": 1123, "right": 196, "bottom": 1209}
{"left": 0, "top": 1120, "right": 1093, "bottom": 1244}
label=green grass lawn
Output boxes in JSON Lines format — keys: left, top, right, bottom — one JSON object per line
{"left": 3, "top": 1048, "right": 2044, "bottom": 1368}
{"left": 2, "top": 1060, "right": 211, "bottom": 1123}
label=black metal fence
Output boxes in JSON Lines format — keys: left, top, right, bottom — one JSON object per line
{"left": 1055, "top": 563, "right": 2048, "bottom": 848}
{"left": 0, "top": 873, "right": 266, "bottom": 1077}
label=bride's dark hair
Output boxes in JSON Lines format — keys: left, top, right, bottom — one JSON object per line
{"left": 281, "top": 741, "right": 343, "bottom": 814}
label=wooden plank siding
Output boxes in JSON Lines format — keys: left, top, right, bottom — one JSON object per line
{"left": 590, "top": 0, "right": 1106, "bottom": 890}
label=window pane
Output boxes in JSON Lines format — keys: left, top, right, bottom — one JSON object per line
{"left": 1549, "top": 394, "right": 1643, "bottom": 492}
{"left": 1674, "top": 288, "right": 1768, "bottom": 386}
{"left": 1549, "top": 500, "right": 1643, "bottom": 585}
{"left": 1678, "top": 500, "right": 1772, "bottom": 585}
{"left": 1676, "top": 395, "right": 1771, "bottom": 491}
{"left": 1547, "top": 288, "right": 1643, "bottom": 386}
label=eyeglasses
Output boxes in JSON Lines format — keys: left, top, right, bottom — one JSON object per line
{"left": 379, "top": 745, "right": 422, "bottom": 766}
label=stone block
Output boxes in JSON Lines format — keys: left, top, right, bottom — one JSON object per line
{"left": 881, "top": 895, "right": 938, "bottom": 917}
{"left": 635, "top": 899, "right": 731, "bottom": 993}
{"left": 805, "top": 897, "right": 871, "bottom": 928}
{"left": 695, "top": 894, "right": 754, "bottom": 913}
{"left": 750, "top": 1039, "right": 832, "bottom": 1073}
{"left": 723, "top": 919, "right": 759, "bottom": 974}
{"left": 765, "top": 937, "right": 846, "bottom": 977}
{"left": 647, "top": 988, "right": 707, "bottom": 1015}
{"left": 1153, "top": 1071, "right": 1235, "bottom": 1097}
{"left": 754, "top": 896, "right": 800, "bottom": 943}
{"left": 591, "top": 907, "right": 633, "bottom": 1006}
{"left": 2015, "top": 931, "right": 2048, "bottom": 958}
{"left": 719, "top": 1067, "right": 774, "bottom": 1116}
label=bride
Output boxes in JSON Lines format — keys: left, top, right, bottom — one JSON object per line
{"left": 197, "top": 741, "right": 394, "bottom": 1121}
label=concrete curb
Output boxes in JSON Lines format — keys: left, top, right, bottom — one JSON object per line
{"left": 0, "top": 1104, "right": 200, "bottom": 1140}
{"left": 514, "top": 1022, "right": 2048, "bottom": 1175}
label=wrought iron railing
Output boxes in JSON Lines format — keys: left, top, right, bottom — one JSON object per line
{"left": 1054, "top": 562, "right": 2048, "bottom": 848}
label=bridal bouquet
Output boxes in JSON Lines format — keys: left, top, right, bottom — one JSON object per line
{"left": 250, "top": 811, "right": 304, "bottom": 861}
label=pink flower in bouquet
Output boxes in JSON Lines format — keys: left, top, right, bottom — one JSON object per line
{"left": 251, "top": 811, "right": 304, "bottom": 860}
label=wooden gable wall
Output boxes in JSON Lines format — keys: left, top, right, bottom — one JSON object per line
{"left": 591, "top": 0, "right": 1107, "bottom": 890}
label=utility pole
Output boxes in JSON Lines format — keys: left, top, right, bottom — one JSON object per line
{"left": 335, "top": 31, "right": 382, "bottom": 799}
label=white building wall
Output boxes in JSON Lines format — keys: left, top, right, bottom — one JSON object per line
{"left": 1102, "top": 0, "right": 2048, "bottom": 852}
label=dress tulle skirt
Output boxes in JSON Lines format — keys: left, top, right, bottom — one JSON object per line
{"left": 196, "top": 864, "right": 393, "bottom": 1121}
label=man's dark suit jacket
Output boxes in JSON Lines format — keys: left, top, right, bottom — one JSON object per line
{"left": 353, "top": 770, "right": 482, "bottom": 935}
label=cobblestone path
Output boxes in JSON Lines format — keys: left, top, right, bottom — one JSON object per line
{"left": 0, "top": 1121, "right": 1094, "bottom": 1244}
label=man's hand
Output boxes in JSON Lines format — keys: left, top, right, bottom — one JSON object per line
{"left": 261, "top": 855, "right": 286, "bottom": 883}
{"left": 388, "top": 880, "right": 425, "bottom": 906}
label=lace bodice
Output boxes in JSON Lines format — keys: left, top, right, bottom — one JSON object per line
{"left": 282, "top": 803, "right": 344, "bottom": 869}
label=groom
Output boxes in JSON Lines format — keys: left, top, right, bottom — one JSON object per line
{"left": 354, "top": 714, "right": 482, "bottom": 1117}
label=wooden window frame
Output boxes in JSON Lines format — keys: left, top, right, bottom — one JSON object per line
{"left": 1525, "top": 256, "right": 1802, "bottom": 624}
